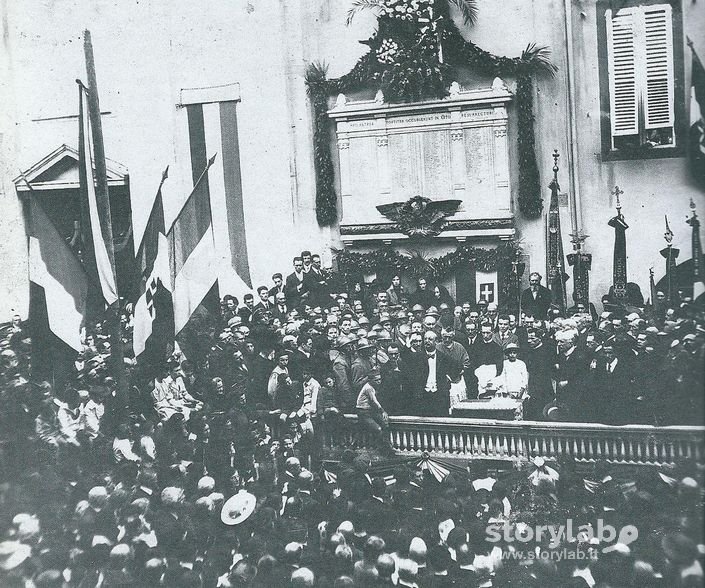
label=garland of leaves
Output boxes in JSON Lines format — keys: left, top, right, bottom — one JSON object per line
{"left": 305, "top": 0, "right": 556, "bottom": 225}
{"left": 335, "top": 241, "right": 521, "bottom": 305}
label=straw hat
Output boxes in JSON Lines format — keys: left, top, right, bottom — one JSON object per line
{"left": 221, "top": 490, "right": 257, "bottom": 526}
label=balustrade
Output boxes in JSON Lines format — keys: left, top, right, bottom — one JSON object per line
{"left": 322, "top": 415, "right": 705, "bottom": 467}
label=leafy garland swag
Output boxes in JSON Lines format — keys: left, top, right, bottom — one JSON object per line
{"left": 335, "top": 241, "right": 522, "bottom": 306}
{"left": 305, "top": 0, "right": 556, "bottom": 226}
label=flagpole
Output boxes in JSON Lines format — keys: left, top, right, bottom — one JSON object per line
{"left": 83, "top": 29, "right": 128, "bottom": 409}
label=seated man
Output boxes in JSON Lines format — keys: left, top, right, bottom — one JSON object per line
{"left": 152, "top": 360, "right": 202, "bottom": 421}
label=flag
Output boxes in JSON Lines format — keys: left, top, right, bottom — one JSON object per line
{"left": 177, "top": 95, "right": 252, "bottom": 291}
{"left": 476, "top": 271, "right": 498, "bottom": 304}
{"left": 546, "top": 152, "right": 568, "bottom": 313}
{"left": 168, "top": 125, "right": 219, "bottom": 335}
{"left": 133, "top": 168, "right": 174, "bottom": 358}
{"left": 28, "top": 196, "right": 88, "bottom": 351}
{"left": 689, "top": 43, "right": 705, "bottom": 189}
{"left": 78, "top": 84, "right": 118, "bottom": 305}
{"left": 687, "top": 201, "right": 705, "bottom": 300}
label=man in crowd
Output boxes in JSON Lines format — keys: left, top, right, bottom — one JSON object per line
{"left": 521, "top": 271, "right": 552, "bottom": 321}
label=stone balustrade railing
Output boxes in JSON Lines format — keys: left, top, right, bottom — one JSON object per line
{"left": 323, "top": 416, "right": 705, "bottom": 467}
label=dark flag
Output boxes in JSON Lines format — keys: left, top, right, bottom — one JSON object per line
{"left": 546, "top": 150, "right": 568, "bottom": 313}
{"left": 689, "top": 40, "right": 705, "bottom": 189}
{"left": 133, "top": 167, "right": 174, "bottom": 361}
{"left": 687, "top": 200, "right": 705, "bottom": 300}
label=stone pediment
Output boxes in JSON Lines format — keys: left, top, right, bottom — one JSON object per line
{"left": 14, "top": 144, "right": 128, "bottom": 192}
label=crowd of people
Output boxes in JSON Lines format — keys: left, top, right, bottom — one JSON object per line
{"left": 0, "top": 249, "right": 703, "bottom": 586}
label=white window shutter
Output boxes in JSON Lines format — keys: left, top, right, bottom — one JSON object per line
{"left": 642, "top": 4, "right": 675, "bottom": 130}
{"left": 606, "top": 8, "right": 639, "bottom": 137}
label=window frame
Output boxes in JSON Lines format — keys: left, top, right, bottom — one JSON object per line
{"left": 597, "top": 0, "right": 686, "bottom": 161}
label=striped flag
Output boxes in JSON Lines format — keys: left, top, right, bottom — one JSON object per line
{"left": 178, "top": 90, "right": 252, "bottom": 292}
{"left": 28, "top": 196, "right": 88, "bottom": 351}
{"left": 168, "top": 142, "right": 219, "bottom": 335}
{"left": 133, "top": 168, "right": 174, "bottom": 359}
{"left": 689, "top": 43, "right": 705, "bottom": 189}
{"left": 78, "top": 84, "right": 118, "bottom": 305}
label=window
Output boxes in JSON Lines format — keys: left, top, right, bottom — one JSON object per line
{"left": 598, "top": 0, "right": 685, "bottom": 160}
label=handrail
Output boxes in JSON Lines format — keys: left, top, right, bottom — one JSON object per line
{"left": 322, "top": 415, "right": 705, "bottom": 467}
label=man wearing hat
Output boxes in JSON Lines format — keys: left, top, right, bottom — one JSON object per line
{"left": 352, "top": 338, "right": 381, "bottom": 393}
{"left": 330, "top": 336, "right": 356, "bottom": 412}
{"left": 411, "top": 304, "right": 426, "bottom": 323}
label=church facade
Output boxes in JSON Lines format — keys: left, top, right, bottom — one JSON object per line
{"left": 0, "top": 0, "right": 703, "bottom": 319}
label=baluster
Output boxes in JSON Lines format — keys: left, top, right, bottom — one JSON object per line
{"left": 636, "top": 442, "right": 643, "bottom": 463}
{"left": 644, "top": 440, "right": 652, "bottom": 464}
{"left": 443, "top": 432, "right": 450, "bottom": 453}
{"left": 549, "top": 437, "right": 556, "bottom": 458}
{"left": 627, "top": 440, "right": 634, "bottom": 463}
{"left": 619, "top": 440, "right": 626, "bottom": 463}
{"left": 572, "top": 439, "right": 579, "bottom": 459}
{"left": 541, "top": 437, "right": 548, "bottom": 456}
{"left": 509, "top": 435, "right": 517, "bottom": 457}
{"left": 517, "top": 435, "right": 525, "bottom": 459}
{"left": 480, "top": 434, "right": 487, "bottom": 456}
{"left": 532, "top": 437, "right": 540, "bottom": 456}
{"left": 581, "top": 439, "right": 588, "bottom": 460}
{"left": 473, "top": 434, "right": 479, "bottom": 456}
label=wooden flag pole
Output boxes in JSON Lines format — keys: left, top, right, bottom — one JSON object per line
{"left": 83, "top": 29, "right": 128, "bottom": 409}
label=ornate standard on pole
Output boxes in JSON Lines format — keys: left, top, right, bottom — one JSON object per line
{"left": 605, "top": 186, "right": 644, "bottom": 308}
{"left": 546, "top": 150, "right": 568, "bottom": 314}
{"left": 567, "top": 232, "right": 591, "bottom": 309}
{"left": 660, "top": 215, "right": 680, "bottom": 304}
{"left": 686, "top": 199, "right": 705, "bottom": 300}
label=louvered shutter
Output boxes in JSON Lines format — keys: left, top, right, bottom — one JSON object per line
{"left": 606, "top": 8, "right": 639, "bottom": 137}
{"left": 642, "top": 4, "right": 675, "bottom": 130}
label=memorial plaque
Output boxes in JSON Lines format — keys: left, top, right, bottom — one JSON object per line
{"left": 420, "top": 130, "right": 452, "bottom": 199}
{"left": 349, "top": 136, "right": 378, "bottom": 220}
{"left": 464, "top": 127, "right": 493, "bottom": 204}
{"left": 390, "top": 133, "right": 421, "bottom": 201}
{"left": 328, "top": 83, "right": 513, "bottom": 230}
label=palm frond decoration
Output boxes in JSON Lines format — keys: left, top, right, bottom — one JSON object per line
{"left": 447, "top": 0, "right": 479, "bottom": 26}
{"left": 401, "top": 249, "right": 435, "bottom": 277}
{"left": 346, "top": 0, "right": 384, "bottom": 26}
{"left": 521, "top": 43, "right": 558, "bottom": 77}
{"left": 305, "top": 61, "right": 329, "bottom": 91}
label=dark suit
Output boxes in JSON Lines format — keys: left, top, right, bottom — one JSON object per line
{"left": 523, "top": 342, "right": 554, "bottom": 419}
{"left": 409, "top": 349, "right": 459, "bottom": 417}
{"left": 268, "top": 284, "right": 285, "bottom": 302}
{"left": 303, "top": 268, "right": 329, "bottom": 306}
{"left": 285, "top": 271, "right": 308, "bottom": 306}
{"left": 272, "top": 303, "right": 289, "bottom": 322}
{"left": 521, "top": 285, "right": 553, "bottom": 320}
{"left": 253, "top": 301, "right": 272, "bottom": 315}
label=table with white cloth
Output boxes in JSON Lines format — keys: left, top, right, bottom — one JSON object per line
{"left": 451, "top": 397, "right": 525, "bottom": 420}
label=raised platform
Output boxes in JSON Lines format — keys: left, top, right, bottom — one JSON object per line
{"left": 322, "top": 415, "right": 705, "bottom": 468}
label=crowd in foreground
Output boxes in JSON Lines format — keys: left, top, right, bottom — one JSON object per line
{"left": 0, "top": 250, "right": 704, "bottom": 586}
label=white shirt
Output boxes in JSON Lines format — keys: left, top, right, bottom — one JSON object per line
{"left": 501, "top": 359, "right": 529, "bottom": 396}
{"left": 302, "top": 378, "right": 320, "bottom": 416}
{"left": 425, "top": 353, "right": 437, "bottom": 393}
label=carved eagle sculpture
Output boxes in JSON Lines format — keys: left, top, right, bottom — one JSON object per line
{"left": 377, "top": 195, "right": 462, "bottom": 238}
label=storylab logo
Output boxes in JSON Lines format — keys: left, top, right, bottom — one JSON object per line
{"left": 486, "top": 519, "right": 639, "bottom": 551}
